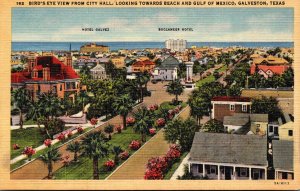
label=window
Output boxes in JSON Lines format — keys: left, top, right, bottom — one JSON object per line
{"left": 240, "top": 168, "right": 248, "bottom": 177}
{"left": 256, "top": 124, "right": 261, "bottom": 128}
{"left": 230, "top": 104, "right": 235, "bottom": 111}
{"left": 242, "top": 104, "right": 247, "bottom": 112}
{"left": 210, "top": 166, "right": 216, "bottom": 174}
{"left": 269, "top": 126, "right": 273, "bottom": 133}
{"left": 282, "top": 172, "right": 288, "bottom": 179}
{"left": 288, "top": 130, "right": 293, "bottom": 136}
{"left": 198, "top": 164, "right": 203, "bottom": 173}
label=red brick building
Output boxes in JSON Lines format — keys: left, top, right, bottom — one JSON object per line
{"left": 11, "top": 56, "right": 81, "bottom": 101}
{"left": 211, "top": 96, "right": 252, "bottom": 122}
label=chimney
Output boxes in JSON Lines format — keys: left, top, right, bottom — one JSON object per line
{"left": 28, "top": 57, "right": 37, "bottom": 72}
{"left": 43, "top": 67, "right": 50, "bottom": 81}
{"left": 32, "top": 68, "right": 38, "bottom": 79}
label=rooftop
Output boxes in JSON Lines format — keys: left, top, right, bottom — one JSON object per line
{"left": 211, "top": 96, "right": 251, "bottom": 102}
{"left": 273, "top": 140, "right": 293, "bottom": 171}
{"left": 189, "top": 132, "right": 268, "bottom": 166}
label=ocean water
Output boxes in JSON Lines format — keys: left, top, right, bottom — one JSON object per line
{"left": 12, "top": 41, "right": 294, "bottom": 51}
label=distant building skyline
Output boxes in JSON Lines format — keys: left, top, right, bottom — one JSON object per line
{"left": 12, "top": 8, "right": 293, "bottom": 42}
{"left": 165, "top": 39, "right": 187, "bottom": 52}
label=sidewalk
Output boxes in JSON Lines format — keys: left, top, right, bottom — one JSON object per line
{"left": 170, "top": 153, "right": 190, "bottom": 180}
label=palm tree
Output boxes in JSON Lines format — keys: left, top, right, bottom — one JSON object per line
{"left": 12, "top": 87, "right": 31, "bottom": 129}
{"left": 40, "top": 149, "right": 62, "bottom": 179}
{"left": 27, "top": 100, "right": 43, "bottom": 129}
{"left": 104, "top": 124, "right": 114, "bottom": 140}
{"left": 77, "top": 90, "right": 90, "bottom": 112}
{"left": 81, "top": 132, "right": 110, "bottom": 179}
{"left": 66, "top": 141, "right": 82, "bottom": 162}
{"left": 38, "top": 91, "right": 63, "bottom": 119}
{"left": 135, "top": 74, "right": 147, "bottom": 102}
{"left": 133, "top": 107, "right": 152, "bottom": 142}
{"left": 113, "top": 94, "right": 134, "bottom": 129}
{"left": 166, "top": 79, "right": 185, "bottom": 105}
{"left": 189, "top": 96, "right": 209, "bottom": 125}
{"left": 112, "top": 146, "right": 123, "bottom": 165}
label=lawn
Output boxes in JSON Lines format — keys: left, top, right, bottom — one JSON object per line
{"left": 11, "top": 127, "right": 44, "bottom": 159}
{"left": 164, "top": 151, "right": 188, "bottom": 179}
{"left": 10, "top": 127, "right": 93, "bottom": 171}
{"left": 196, "top": 64, "right": 228, "bottom": 87}
{"left": 216, "top": 64, "right": 228, "bottom": 72}
{"left": 54, "top": 127, "right": 151, "bottom": 179}
{"left": 23, "top": 119, "right": 36, "bottom": 125}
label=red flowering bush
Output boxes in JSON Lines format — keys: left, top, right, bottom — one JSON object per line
{"left": 22, "top": 146, "right": 36, "bottom": 160}
{"left": 115, "top": 124, "right": 123, "bottom": 133}
{"left": 77, "top": 126, "right": 84, "bottom": 134}
{"left": 13, "top": 143, "right": 20, "bottom": 150}
{"left": 144, "top": 168, "right": 163, "bottom": 180}
{"left": 144, "top": 144, "right": 181, "bottom": 180}
{"left": 165, "top": 144, "right": 181, "bottom": 163}
{"left": 44, "top": 139, "right": 52, "bottom": 147}
{"left": 149, "top": 128, "right": 156, "bottom": 136}
{"left": 168, "top": 109, "right": 175, "bottom": 115}
{"left": 61, "top": 154, "right": 71, "bottom": 166}
{"left": 129, "top": 140, "right": 141, "bottom": 150}
{"left": 57, "top": 133, "right": 66, "bottom": 141}
{"left": 119, "top": 151, "right": 130, "bottom": 160}
{"left": 104, "top": 160, "right": 115, "bottom": 171}
{"left": 126, "top": 117, "right": 135, "bottom": 125}
{"left": 168, "top": 113, "right": 174, "bottom": 119}
{"left": 173, "top": 107, "right": 180, "bottom": 114}
{"left": 90, "top": 118, "right": 98, "bottom": 126}
{"left": 67, "top": 131, "right": 73, "bottom": 138}
{"left": 156, "top": 118, "right": 166, "bottom": 127}
{"left": 148, "top": 104, "right": 159, "bottom": 111}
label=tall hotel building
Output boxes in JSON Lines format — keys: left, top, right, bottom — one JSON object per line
{"left": 165, "top": 39, "right": 187, "bottom": 52}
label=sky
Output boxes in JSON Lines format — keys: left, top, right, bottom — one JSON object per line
{"left": 12, "top": 8, "right": 293, "bottom": 42}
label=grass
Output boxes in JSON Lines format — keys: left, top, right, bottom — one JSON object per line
{"left": 164, "top": 151, "right": 188, "bottom": 180}
{"left": 196, "top": 64, "right": 228, "bottom": 87}
{"left": 10, "top": 127, "right": 93, "bottom": 171}
{"left": 160, "top": 101, "right": 187, "bottom": 110}
{"left": 23, "top": 119, "right": 36, "bottom": 125}
{"left": 11, "top": 127, "right": 44, "bottom": 159}
{"left": 216, "top": 64, "right": 228, "bottom": 72}
{"left": 54, "top": 127, "right": 151, "bottom": 179}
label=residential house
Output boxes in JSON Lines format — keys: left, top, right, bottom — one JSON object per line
{"left": 152, "top": 55, "right": 179, "bottom": 81}
{"left": 211, "top": 96, "right": 252, "bottom": 122}
{"left": 250, "top": 55, "right": 289, "bottom": 78}
{"left": 268, "top": 113, "right": 294, "bottom": 140}
{"left": 90, "top": 64, "right": 107, "bottom": 80}
{"left": 188, "top": 133, "right": 268, "bottom": 180}
{"left": 131, "top": 60, "right": 155, "bottom": 73}
{"left": 11, "top": 56, "right": 81, "bottom": 101}
{"left": 272, "top": 140, "right": 293, "bottom": 179}
{"left": 110, "top": 56, "right": 125, "bottom": 68}
{"left": 223, "top": 113, "right": 268, "bottom": 135}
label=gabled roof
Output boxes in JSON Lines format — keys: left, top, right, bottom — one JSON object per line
{"left": 273, "top": 140, "right": 293, "bottom": 171}
{"left": 91, "top": 64, "right": 105, "bottom": 71}
{"left": 250, "top": 64, "right": 289, "bottom": 75}
{"left": 189, "top": 132, "right": 268, "bottom": 166}
{"left": 159, "top": 55, "right": 180, "bottom": 69}
{"left": 211, "top": 96, "right": 251, "bottom": 102}
{"left": 252, "top": 55, "right": 288, "bottom": 65}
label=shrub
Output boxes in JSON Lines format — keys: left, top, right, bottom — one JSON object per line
{"left": 90, "top": 118, "right": 98, "bottom": 126}
{"left": 144, "top": 168, "right": 163, "bottom": 180}
{"left": 13, "top": 143, "right": 20, "bottom": 150}
{"left": 61, "top": 154, "right": 71, "bottom": 166}
{"left": 22, "top": 146, "right": 36, "bottom": 160}
{"left": 126, "top": 117, "right": 135, "bottom": 125}
{"left": 119, "top": 151, "right": 129, "bottom": 160}
{"left": 57, "top": 133, "right": 66, "bottom": 141}
{"left": 149, "top": 128, "right": 156, "bottom": 136}
{"left": 148, "top": 104, "right": 158, "bottom": 111}
{"left": 67, "top": 131, "right": 73, "bottom": 138}
{"left": 77, "top": 126, "right": 84, "bottom": 134}
{"left": 129, "top": 140, "right": 141, "bottom": 150}
{"left": 156, "top": 118, "right": 166, "bottom": 127}
{"left": 104, "top": 160, "right": 115, "bottom": 171}
{"left": 115, "top": 124, "right": 123, "bottom": 133}
{"left": 44, "top": 139, "right": 52, "bottom": 147}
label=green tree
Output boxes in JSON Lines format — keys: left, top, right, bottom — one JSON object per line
{"left": 164, "top": 118, "right": 199, "bottom": 152}
{"left": 201, "top": 119, "right": 224, "bottom": 133}
{"left": 282, "top": 67, "right": 294, "bottom": 87}
{"left": 27, "top": 101, "right": 43, "bottom": 129}
{"left": 81, "top": 132, "right": 110, "bottom": 179}
{"left": 133, "top": 107, "right": 153, "bottom": 142}
{"left": 66, "top": 141, "right": 82, "bottom": 162}
{"left": 12, "top": 87, "right": 31, "bottom": 129}
{"left": 189, "top": 97, "right": 209, "bottom": 125}
{"left": 113, "top": 94, "right": 134, "bottom": 129}
{"left": 79, "top": 64, "right": 92, "bottom": 78}
{"left": 77, "top": 90, "right": 90, "bottom": 112}
{"left": 166, "top": 79, "right": 185, "bottom": 105}
{"left": 40, "top": 149, "right": 62, "bottom": 179}
{"left": 38, "top": 91, "right": 63, "bottom": 119}
{"left": 251, "top": 96, "right": 282, "bottom": 121}
{"left": 112, "top": 146, "right": 123, "bottom": 165}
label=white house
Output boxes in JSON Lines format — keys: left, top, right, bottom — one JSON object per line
{"left": 152, "top": 55, "right": 179, "bottom": 81}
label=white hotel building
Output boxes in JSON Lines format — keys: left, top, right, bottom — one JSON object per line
{"left": 165, "top": 39, "right": 187, "bottom": 52}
